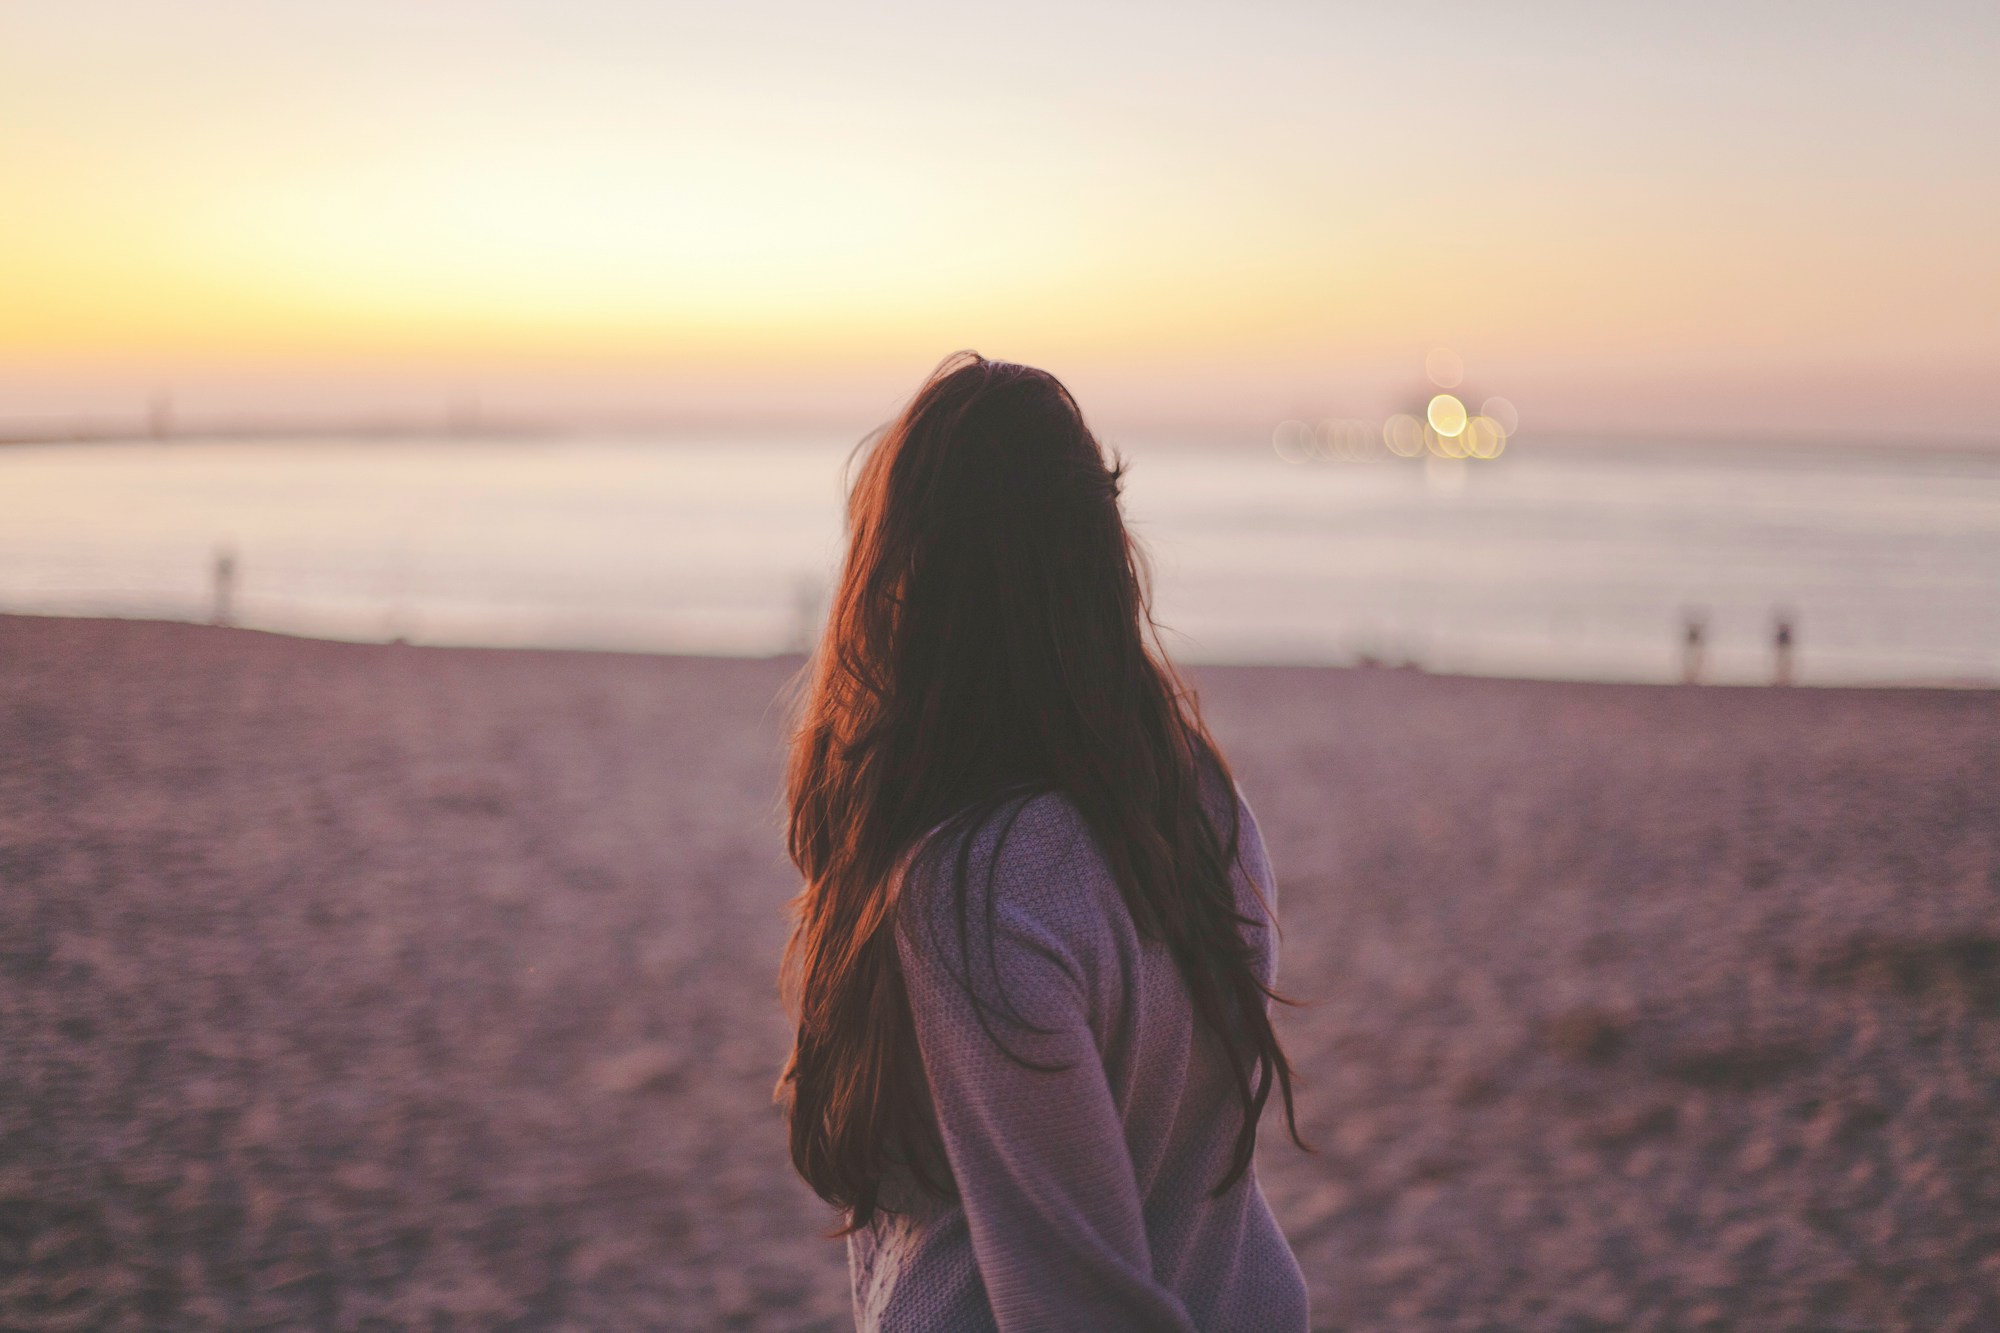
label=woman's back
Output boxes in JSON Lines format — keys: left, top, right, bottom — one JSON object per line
{"left": 777, "top": 353, "right": 1306, "bottom": 1328}
{"left": 849, "top": 789, "right": 1308, "bottom": 1332}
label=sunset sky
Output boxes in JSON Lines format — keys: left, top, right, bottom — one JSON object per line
{"left": 4, "top": 0, "right": 1996, "bottom": 439}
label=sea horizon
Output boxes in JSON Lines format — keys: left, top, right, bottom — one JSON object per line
{"left": 5, "top": 427, "right": 1997, "bottom": 688}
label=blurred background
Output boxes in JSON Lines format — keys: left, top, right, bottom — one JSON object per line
{"left": 4, "top": 0, "right": 1997, "bottom": 683}
{"left": 6, "top": 4, "right": 2000, "bottom": 1331}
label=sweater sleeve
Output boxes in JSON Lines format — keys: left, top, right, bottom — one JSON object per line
{"left": 895, "top": 805, "right": 1197, "bottom": 1333}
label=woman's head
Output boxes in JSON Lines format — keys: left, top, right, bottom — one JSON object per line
{"left": 779, "top": 352, "right": 1299, "bottom": 1226}
{"left": 819, "top": 353, "right": 1151, "bottom": 823}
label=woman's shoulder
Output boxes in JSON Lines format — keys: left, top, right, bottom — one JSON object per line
{"left": 893, "top": 791, "right": 1121, "bottom": 1022}
{"left": 1226, "top": 781, "right": 1277, "bottom": 912}
{"left": 900, "top": 790, "right": 1114, "bottom": 925}
{"left": 900, "top": 783, "right": 1271, "bottom": 927}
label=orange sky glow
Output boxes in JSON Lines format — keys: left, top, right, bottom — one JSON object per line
{"left": 4, "top": 1, "right": 1996, "bottom": 440}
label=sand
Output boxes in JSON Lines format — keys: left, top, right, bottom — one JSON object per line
{"left": 2, "top": 614, "right": 1996, "bottom": 1330}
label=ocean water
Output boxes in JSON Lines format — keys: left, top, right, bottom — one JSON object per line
{"left": 2, "top": 433, "right": 1996, "bottom": 686}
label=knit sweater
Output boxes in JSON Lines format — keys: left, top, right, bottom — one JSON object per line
{"left": 847, "top": 789, "right": 1308, "bottom": 1332}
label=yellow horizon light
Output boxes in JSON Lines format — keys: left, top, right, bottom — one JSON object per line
{"left": 1382, "top": 413, "right": 1426, "bottom": 457}
{"left": 1465, "top": 415, "right": 1507, "bottom": 459}
{"left": 1426, "top": 393, "right": 1468, "bottom": 437}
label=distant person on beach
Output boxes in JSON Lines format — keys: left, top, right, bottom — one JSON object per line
{"left": 1681, "top": 610, "right": 1707, "bottom": 685}
{"left": 776, "top": 353, "right": 1309, "bottom": 1331}
{"left": 211, "top": 547, "right": 237, "bottom": 627}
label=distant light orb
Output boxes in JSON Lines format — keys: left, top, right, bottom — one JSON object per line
{"left": 1341, "top": 419, "right": 1381, "bottom": 460}
{"left": 1317, "top": 418, "right": 1369, "bottom": 461}
{"left": 1382, "top": 414, "right": 1425, "bottom": 457}
{"left": 1427, "top": 393, "right": 1468, "bottom": 437}
{"left": 1425, "top": 347, "right": 1464, "bottom": 388}
{"left": 1426, "top": 424, "right": 1467, "bottom": 459}
{"left": 1465, "top": 416, "right": 1506, "bottom": 459}
{"left": 1313, "top": 419, "right": 1344, "bottom": 461}
{"left": 1480, "top": 395, "right": 1520, "bottom": 435}
{"left": 1272, "top": 419, "right": 1314, "bottom": 463}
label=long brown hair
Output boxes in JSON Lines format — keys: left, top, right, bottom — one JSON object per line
{"left": 776, "top": 352, "right": 1301, "bottom": 1229}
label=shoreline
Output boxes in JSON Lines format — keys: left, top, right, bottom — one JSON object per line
{"left": 5, "top": 608, "right": 1994, "bottom": 694}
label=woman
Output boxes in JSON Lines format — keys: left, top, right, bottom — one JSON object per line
{"left": 777, "top": 353, "right": 1308, "bottom": 1331}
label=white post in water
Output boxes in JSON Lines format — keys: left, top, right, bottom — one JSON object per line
{"left": 212, "top": 547, "right": 237, "bottom": 627}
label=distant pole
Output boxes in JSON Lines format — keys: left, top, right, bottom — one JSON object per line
{"left": 1773, "top": 610, "right": 1796, "bottom": 687}
{"left": 1680, "top": 610, "right": 1707, "bottom": 685}
{"left": 212, "top": 547, "right": 237, "bottom": 627}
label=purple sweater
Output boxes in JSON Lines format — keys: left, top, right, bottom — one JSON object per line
{"left": 847, "top": 791, "right": 1308, "bottom": 1331}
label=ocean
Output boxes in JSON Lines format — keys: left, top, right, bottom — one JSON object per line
{"left": 3, "top": 432, "right": 1996, "bottom": 686}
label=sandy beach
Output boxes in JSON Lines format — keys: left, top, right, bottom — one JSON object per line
{"left": 3, "top": 613, "right": 1996, "bottom": 1330}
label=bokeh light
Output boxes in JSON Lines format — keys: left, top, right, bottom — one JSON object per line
{"left": 1425, "top": 347, "right": 1465, "bottom": 389}
{"left": 1272, "top": 418, "right": 1315, "bottom": 463}
{"left": 1315, "top": 418, "right": 1380, "bottom": 462}
{"left": 1383, "top": 414, "right": 1426, "bottom": 458}
{"left": 1426, "top": 423, "right": 1467, "bottom": 459}
{"left": 1427, "top": 393, "right": 1468, "bottom": 438}
{"left": 1465, "top": 415, "right": 1507, "bottom": 459}
{"left": 1480, "top": 396, "right": 1521, "bottom": 435}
